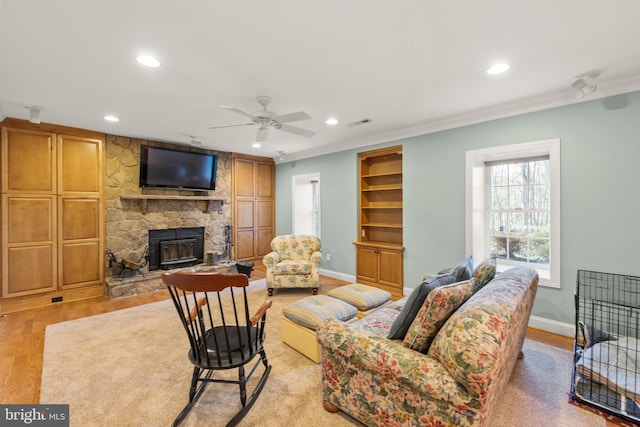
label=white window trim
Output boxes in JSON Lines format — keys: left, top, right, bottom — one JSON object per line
{"left": 465, "top": 139, "right": 561, "bottom": 288}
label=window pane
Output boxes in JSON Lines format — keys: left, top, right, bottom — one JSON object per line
{"left": 528, "top": 212, "right": 549, "bottom": 236}
{"left": 508, "top": 237, "right": 527, "bottom": 261}
{"left": 530, "top": 184, "right": 549, "bottom": 209}
{"left": 508, "top": 163, "right": 527, "bottom": 186}
{"left": 491, "top": 187, "right": 509, "bottom": 209}
{"left": 508, "top": 212, "right": 526, "bottom": 236}
{"left": 490, "top": 236, "right": 507, "bottom": 260}
{"left": 530, "top": 238, "right": 550, "bottom": 264}
{"left": 489, "top": 212, "right": 507, "bottom": 234}
{"left": 491, "top": 164, "right": 509, "bottom": 186}
{"left": 529, "top": 160, "right": 549, "bottom": 185}
{"left": 508, "top": 185, "right": 526, "bottom": 209}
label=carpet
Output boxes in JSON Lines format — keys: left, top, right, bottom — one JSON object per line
{"left": 41, "top": 279, "right": 603, "bottom": 426}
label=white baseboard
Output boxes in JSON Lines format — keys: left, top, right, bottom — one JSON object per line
{"left": 528, "top": 315, "right": 575, "bottom": 338}
{"left": 319, "top": 268, "right": 356, "bottom": 283}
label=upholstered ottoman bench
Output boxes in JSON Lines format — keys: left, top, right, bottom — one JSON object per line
{"left": 282, "top": 295, "right": 357, "bottom": 363}
{"left": 327, "top": 283, "right": 392, "bottom": 318}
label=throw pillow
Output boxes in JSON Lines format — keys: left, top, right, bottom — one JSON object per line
{"left": 402, "top": 279, "right": 475, "bottom": 353}
{"left": 578, "top": 321, "right": 617, "bottom": 348}
{"left": 450, "top": 255, "right": 473, "bottom": 282}
{"left": 387, "top": 274, "right": 456, "bottom": 339}
{"left": 472, "top": 257, "right": 497, "bottom": 291}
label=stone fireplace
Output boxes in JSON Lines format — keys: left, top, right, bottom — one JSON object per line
{"left": 104, "top": 135, "right": 232, "bottom": 297}
{"left": 148, "top": 227, "right": 204, "bottom": 270}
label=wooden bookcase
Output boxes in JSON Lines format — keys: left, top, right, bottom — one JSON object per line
{"left": 354, "top": 145, "right": 404, "bottom": 298}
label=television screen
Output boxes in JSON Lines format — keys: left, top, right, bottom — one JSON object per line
{"left": 139, "top": 145, "right": 218, "bottom": 191}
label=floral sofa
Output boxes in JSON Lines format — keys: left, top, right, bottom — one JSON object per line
{"left": 316, "top": 266, "right": 538, "bottom": 427}
{"left": 263, "top": 234, "right": 322, "bottom": 296}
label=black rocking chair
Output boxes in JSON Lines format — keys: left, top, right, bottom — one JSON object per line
{"left": 162, "top": 271, "right": 273, "bottom": 426}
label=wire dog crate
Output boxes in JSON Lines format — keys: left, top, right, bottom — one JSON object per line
{"left": 571, "top": 270, "right": 640, "bottom": 424}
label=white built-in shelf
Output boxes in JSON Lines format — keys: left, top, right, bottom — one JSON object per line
{"left": 119, "top": 195, "right": 224, "bottom": 214}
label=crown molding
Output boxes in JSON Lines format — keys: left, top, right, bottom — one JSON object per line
{"left": 283, "top": 74, "right": 640, "bottom": 164}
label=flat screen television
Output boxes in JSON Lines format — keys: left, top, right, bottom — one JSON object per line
{"left": 139, "top": 145, "right": 218, "bottom": 191}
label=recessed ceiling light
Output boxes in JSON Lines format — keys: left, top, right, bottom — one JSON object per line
{"left": 325, "top": 118, "right": 338, "bottom": 125}
{"left": 136, "top": 55, "right": 160, "bottom": 68}
{"left": 487, "top": 63, "right": 510, "bottom": 75}
{"left": 252, "top": 142, "right": 261, "bottom": 148}
{"left": 104, "top": 115, "right": 119, "bottom": 122}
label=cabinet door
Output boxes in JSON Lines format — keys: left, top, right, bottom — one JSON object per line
{"left": 256, "top": 162, "right": 274, "bottom": 198}
{"left": 57, "top": 134, "right": 104, "bottom": 288}
{"left": 59, "top": 197, "right": 103, "bottom": 288}
{"left": 234, "top": 199, "right": 255, "bottom": 259}
{"left": 378, "top": 248, "right": 403, "bottom": 289}
{"left": 2, "top": 195, "right": 57, "bottom": 297}
{"left": 57, "top": 134, "right": 103, "bottom": 195}
{"left": 256, "top": 199, "right": 273, "bottom": 257}
{"left": 234, "top": 159, "right": 255, "bottom": 198}
{"left": 255, "top": 162, "right": 274, "bottom": 256}
{"left": 356, "top": 246, "right": 378, "bottom": 283}
{"left": 1, "top": 127, "right": 56, "bottom": 194}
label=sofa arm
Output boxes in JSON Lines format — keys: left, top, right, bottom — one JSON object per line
{"left": 316, "top": 319, "right": 474, "bottom": 405}
{"left": 310, "top": 251, "right": 322, "bottom": 266}
{"left": 262, "top": 251, "right": 280, "bottom": 267}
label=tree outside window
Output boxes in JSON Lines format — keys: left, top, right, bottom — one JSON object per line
{"left": 488, "top": 158, "right": 550, "bottom": 266}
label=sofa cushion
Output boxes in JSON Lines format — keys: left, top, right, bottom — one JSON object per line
{"left": 387, "top": 274, "right": 456, "bottom": 339}
{"left": 472, "top": 257, "right": 496, "bottom": 291}
{"left": 349, "top": 307, "right": 402, "bottom": 337}
{"left": 450, "top": 255, "right": 474, "bottom": 282}
{"left": 273, "top": 260, "right": 312, "bottom": 275}
{"left": 403, "top": 279, "right": 475, "bottom": 353}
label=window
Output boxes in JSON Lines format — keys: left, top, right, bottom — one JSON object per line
{"left": 292, "top": 173, "right": 321, "bottom": 237}
{"left": 466, "top": 139, "right": 560, "bottom": 288}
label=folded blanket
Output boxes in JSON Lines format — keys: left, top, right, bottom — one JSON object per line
{"left": 577, "top": 336, "right": 640, "bottom": 402}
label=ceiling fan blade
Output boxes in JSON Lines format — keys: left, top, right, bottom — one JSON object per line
{"left": 208, "top": 122, "right": 255, "bottom": 129}
{"left": 256, "top": 127, "right": 268, "bottom": 142}
{"left": 277, "top": 124, "right": 315, "bottom": 138}
{"left": 274, "top": 111, "right": 311, "bottom": 123}
{"left": 220, "top": 106, "right": 254, "bottom": 119}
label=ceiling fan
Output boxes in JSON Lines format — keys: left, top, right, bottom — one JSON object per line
{"left": 208, "top": 96, "right": 315, "bottom": 142}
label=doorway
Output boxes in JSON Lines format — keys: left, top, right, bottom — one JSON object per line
{"left": 292, "top": 173, "right": 321, "bottom": 237}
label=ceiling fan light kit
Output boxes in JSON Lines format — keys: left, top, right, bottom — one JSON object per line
{"left": 209, "top": 96, "right": 315, "bottom": 142}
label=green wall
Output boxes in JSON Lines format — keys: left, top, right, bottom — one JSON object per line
{"left": 275, "top": 91, "right": 640, "bottom": 325}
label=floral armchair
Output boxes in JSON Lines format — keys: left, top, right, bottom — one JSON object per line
{"left": 262, "top": 235, "right": 322, "bottom": 296}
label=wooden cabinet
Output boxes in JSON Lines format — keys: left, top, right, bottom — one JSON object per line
{"left": 232, "top": 153, "right": 275, "bottom": 263}
{"left": 57, "top": 134, "right": 104, "bottom": 289}
{"left": 354, "top": 145, "right": 404, "bottom": 298}
{"left": 1, "top": 120, "right": 104, "bottom": 313}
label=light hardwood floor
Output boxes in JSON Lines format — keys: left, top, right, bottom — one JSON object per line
{"left": 0, "top": 267, "right": 611, "bottom": 425}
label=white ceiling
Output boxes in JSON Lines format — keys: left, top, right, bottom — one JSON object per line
{"left": 2, "top": 0, "right": 640, "bottom": 163}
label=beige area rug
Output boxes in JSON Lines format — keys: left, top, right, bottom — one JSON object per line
{"left": 41, "top": 279, "right": 603, "bottom": 427}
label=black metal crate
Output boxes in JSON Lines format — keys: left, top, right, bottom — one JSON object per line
{"left": 571, "top": 270, "right": 640, "bottom": 424}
